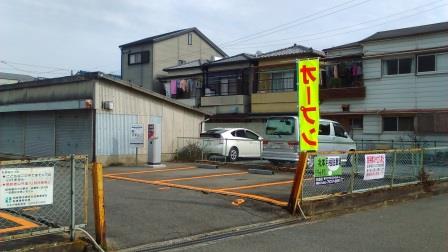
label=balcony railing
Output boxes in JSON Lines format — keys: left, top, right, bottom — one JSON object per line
{"left": 320, "top": 85, "right": 366, "bottom": 100}
{"left": 204, "top": 79, "right": 248, "bottom": 96}
{"left": 255, "top": 77, "right": 296, "bottom": 93}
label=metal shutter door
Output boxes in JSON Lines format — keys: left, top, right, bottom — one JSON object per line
{"left": 0, "top": 113, "right": 25, "bottom": 155}
{"left": 25, "top": 112, "right": 55, "bottom": 157}
{"left": 55, "top": 110, "right": 92, "bottom": 159}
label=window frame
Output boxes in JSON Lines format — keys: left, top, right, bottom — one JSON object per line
{"left": 417, "top": 54, "right": 436, "bottom": 74}
{"left": 382, "top": 57, "right": 414, "bottom": 76}
{"left": 382, "top": 116, "right": 415, "bottom": 132}
{"left": 333, "top": 123, "right": 348, "bottom": 138}
{"left": 187, "top": 32, "right": 192, "bottom": 45}
{"left": 128, "top": 51, "right": 150, "bottom": 65}
{"left": 319, "top": 121, "right": 331, "bottom": 136}
{"left": 350, "top": 117, "right": 363, "bottom": 130}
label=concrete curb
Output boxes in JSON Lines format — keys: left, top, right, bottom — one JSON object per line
{"left": 302, "top": 180, "right": 448, "bottom": 218}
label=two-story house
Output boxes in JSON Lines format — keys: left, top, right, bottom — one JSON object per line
{"left": 119, "top": 27, "right": 227, "bottom": 94}
{"left": 251, "top": 44, "right": 325, "bottom": 115}
{"left": 159, "top": 59, "right": 205, "bottom": 107}
{"left": 204, "top": 45, "right": 324, "bottom": 136}
{"left": 321, "top": 22, "right": 448, "bottom": 146}
{"left": 200, "top": 53, "right": 256, "bottom": 115}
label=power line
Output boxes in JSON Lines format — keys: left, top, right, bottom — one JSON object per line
{"left": 220, "top": 0, "right": 372, "bottom": 47}
{"left": 224, "top": 2, "right": 448, "bottom": 51}
{"left": 222, "top": 0, "right": 443, "bottom": 49}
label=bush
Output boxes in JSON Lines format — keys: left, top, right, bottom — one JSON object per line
{"left": 176, "top": 143, "right": 203, "bottom": 162}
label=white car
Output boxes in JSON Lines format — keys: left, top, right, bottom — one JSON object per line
{"left": 262, "top": 117, "right": 356, "bottom": 165}
{"left": 200, "top": 128, "right": 263, "bottom": 161}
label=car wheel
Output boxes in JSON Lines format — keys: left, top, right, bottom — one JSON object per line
{"left": 228, "top": 147, "right": 239, "bottom": 162}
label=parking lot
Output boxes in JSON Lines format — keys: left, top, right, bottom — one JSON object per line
{"left": 90, "top": 147, "right": 448, "bottom": 250}
{"left": 95, "top": 163, "right": 294, "bottom": 250}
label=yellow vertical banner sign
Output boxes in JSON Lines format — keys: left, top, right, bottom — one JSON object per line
{"left": 297, "top": 58, "right": 320, "bottom": 151}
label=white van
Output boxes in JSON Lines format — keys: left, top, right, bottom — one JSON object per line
{"left": 262, "top": 116, "right": 356, "bottom": 164}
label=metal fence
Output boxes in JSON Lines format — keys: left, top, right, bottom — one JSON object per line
{"left": 0, "top": 155, "right": 87, "bottom": 241}
{"left": 302, "top": 147, "right": 448, "bottom": 199}
{"left": 354, "top": 139, "right": 448, "bottom": 150}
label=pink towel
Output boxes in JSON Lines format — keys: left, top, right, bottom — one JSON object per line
{"left": 170, "top": 80, "right": 177, "bottom": 95}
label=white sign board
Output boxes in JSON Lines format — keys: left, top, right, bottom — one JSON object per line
{"left": 130, "top": 124, "right": 144, "bottom": 146}
{"left": 364, "top": 154, "right": 386, "bottom": 180}
{"left": 0, "top": 167, "right": 54, "bottom": 208}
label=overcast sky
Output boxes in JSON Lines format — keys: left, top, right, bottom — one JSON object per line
{"left": 1, "top": 0, "right": 447, "bottom": 78}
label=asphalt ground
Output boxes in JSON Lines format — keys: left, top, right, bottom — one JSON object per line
{"left": 179, "top": 193, "right": 448, "bottom": 252}
{"left": 90, "top": 160, "right": 446, "bottom": 250}
{"left": 90, "top": 163, "right": 293, "bottom": 250}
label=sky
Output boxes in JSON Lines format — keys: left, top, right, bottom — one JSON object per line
{"left": 1, "top": 0, "right": 447, "bottom": 78}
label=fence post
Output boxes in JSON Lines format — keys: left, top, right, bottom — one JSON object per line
{"left": 92, "top": 162, "right": 107, "bottom": 248}
{"left": 224, "top": 139, "right": 228, "bottom": 163}
{"left": 349, "top": 153, "right": 355, "bottom": 193}
{"left": 70, "top": 154, "right": 76, "bottom": 241}
{"left": 288, "top": 151, "right": 308, "bottom": 215}
{"left": 420, "top": 148, "right": 425, "bottom": 177}
{"left": 390, "top": 151, "right": 397, "bottom": 188}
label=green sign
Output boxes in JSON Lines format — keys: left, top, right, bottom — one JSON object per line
{"left": 314, "top": 156, "right": 342, "bottom": 177}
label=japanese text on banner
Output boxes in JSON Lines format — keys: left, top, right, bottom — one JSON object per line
{"left": 298, "top": 58, "right": 320, "bottom": 151}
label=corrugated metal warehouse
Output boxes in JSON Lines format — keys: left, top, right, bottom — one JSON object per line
{"left": 0, "top": 72, "right": 206, "bottom": 165}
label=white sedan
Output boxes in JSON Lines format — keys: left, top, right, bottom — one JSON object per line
{"left": 200, "top": 128, "right": 263, "bottom": 161}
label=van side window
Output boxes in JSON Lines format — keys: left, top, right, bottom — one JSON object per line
{"left": 334, "top": 124, "right": 347, "bottom": 138}
{"left": 319, "top": 122, "right": 330, "bottom": 135}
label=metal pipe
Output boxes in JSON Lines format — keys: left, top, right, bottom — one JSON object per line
{"left": 70, "top": 154, "right": 76, "bottom": 241}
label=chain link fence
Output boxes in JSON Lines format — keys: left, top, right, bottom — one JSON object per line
{"left": 302, "top": 147, "right": 448, "bottom": 199}
{"left": 354, "top": 139, "right": 448, "bottom": 150}
{"left": 0, "top": 155, "right": 87, "bottom": 241}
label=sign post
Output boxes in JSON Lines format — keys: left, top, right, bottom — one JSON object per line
{"left": 288, "top": 58, "right": 320, "bottom": 215}
{"left": 130, "top": 124, "right": 144, "bottom": 165}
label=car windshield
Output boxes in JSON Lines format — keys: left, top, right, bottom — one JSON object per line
{"left": 266, "top": 118, "right": 295, "bottom": 135}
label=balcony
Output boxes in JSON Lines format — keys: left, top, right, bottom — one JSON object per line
{"left": 321, "top": 60, "right": 365, "bottom": 100}
{"left": 201, "top": 79, "right": 249, "bottom": 114}
{"left": 252, "top": 73, "right": 297, "bottom": 114}
{"left": 320, "top": 85, "right": 366, "bottom": 100}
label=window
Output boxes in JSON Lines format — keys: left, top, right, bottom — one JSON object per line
{"left": 187, "top": 32, "right": 192, "bottom": 45}
{"left": 244, "top": 130, "right": 259, "bottom": 140}
{"left": 266, "top": 118, "right": 295, "bottom": 135}
{"left": 333, "top": 123, "right": 347, "bottom": 138}
{"left": 383, "top": 58, "right": 412, "bottom": 75}
{"left": 350, "top": 117, "right": 363, "bottom": 129}
{"left": 178, "top": 60, "right": 186, "bottom": 65}
{"left": 271, "top": 71, "right": 294, "bottom": 92}
{"left": 128, "top": 51, "right": 150, "bottom": 65}
{"left": 417, "top": 55, "right": 436, "bottom": 73}
{"left": 383, "top": 117, "right": 414, "bottom": 131}
{"left": 234, "top": 130, "right": 245, "bottom": 138}
{"left": 319, "top": 122, "right": 330, "bottom": 136}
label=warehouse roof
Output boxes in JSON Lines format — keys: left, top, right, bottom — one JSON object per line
{"left": 0, "top": 72, "right": 209, "bottom": 116}
{"left": 0, "top": 72, "right": 35, "bottom": 82}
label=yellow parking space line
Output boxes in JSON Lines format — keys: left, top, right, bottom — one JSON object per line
{"left": 157, "top": 172, "right": 248, "bottom": 183}
{"left": 218, "top": 180, "right": 293, "bottom": 191}
{"left": 105, "top": 166, "right": 196, "bottom": 176}
{"left": 105, "top": 174, "right": 288, "bottom": 207}
{"left": 0, "top": 212, "right": 39, "bottom": 234}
